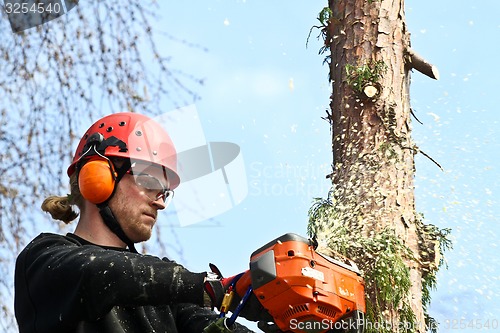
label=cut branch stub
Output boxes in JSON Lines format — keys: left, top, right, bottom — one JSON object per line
{"left": 362, "top": 83, "right": 379, "bottom": 99}
{"left": 407, "top": 48, "right": 440, "bottom": 80}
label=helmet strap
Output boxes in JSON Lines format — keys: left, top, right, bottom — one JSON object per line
{"left": 81, "top": 134, "right": 128, "bottom": 156}
{"left": 97, "top": 204, "right": 138, "bottom": 253}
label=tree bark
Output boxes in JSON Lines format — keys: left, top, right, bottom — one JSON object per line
{"left": 321, "top": 0, "right": 425, "bottom": 330}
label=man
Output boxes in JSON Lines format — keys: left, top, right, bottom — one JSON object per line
{"left": 14, "top": 112, "right": 267, "bottom": 332}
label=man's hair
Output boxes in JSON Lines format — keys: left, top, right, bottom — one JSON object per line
{"left": 41, "top": 174, "right": 83, "bottom": 224}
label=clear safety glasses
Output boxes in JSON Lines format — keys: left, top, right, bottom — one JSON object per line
{"left": 127, "top": 163, "right": 174, "bottom": 207}
{"left": 132, "top": 173, "right": 174, "bottom": 205}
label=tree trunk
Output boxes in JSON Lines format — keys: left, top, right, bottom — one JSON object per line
{"left": 315, "top": 0, "right": 428, "bottom": 331}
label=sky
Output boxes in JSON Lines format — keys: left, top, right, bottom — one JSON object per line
{"left": 148, "top": 1, "right": 500, "bottom": 332}
{"left": 7, "top": 0, "right": 499, "bottom": 332}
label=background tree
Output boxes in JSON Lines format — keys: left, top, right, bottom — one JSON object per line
{"left": 0, "top": 2, "right": 201, "bottom": 329}
{"left": 308, "top": 1, "right": 451, "bottom": 332}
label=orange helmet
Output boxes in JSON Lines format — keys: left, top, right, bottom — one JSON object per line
{"left": 68, "top": 112, "right": 180, "bottom": 190}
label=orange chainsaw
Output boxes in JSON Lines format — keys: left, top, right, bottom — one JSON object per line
{"left": 248, "top": 233, "right": 365, "bottom": 333}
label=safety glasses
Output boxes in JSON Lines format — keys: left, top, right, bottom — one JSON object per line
{"left": 127, "top": 162, "right": 174, "bottom": 207}
{"left": 132, "top": 173, "right": 174, "bottom": 205}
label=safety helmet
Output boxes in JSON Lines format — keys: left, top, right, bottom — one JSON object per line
{"left": 68, "top": 112, "right": 180, "bottom": 191}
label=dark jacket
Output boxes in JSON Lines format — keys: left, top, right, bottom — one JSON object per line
{"left": 14, "top": 233, "right": 253, "bottom": 333}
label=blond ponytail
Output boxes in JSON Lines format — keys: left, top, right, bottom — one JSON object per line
{"left": 41, "top": 174, "right": 83, "bottom": 224}
{"left": 41, "top": 195, "right": 78, "bottom": 224}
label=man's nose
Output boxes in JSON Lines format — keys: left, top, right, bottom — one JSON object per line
{"left": 151, "top": 197, "right": 166, "bottom": 210}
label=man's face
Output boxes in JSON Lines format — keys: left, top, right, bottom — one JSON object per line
{"left": 108, "top": 164, "right": 169, "bottom": 243}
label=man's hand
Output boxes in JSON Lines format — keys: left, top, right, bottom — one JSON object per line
{"left": 204, "top": 264, "right": 276, "bottom": 324}
{"left": 204, "top": 274, "right": 232, "bottom": 308}
{"left": 204, "top": 263, "right": 246, "bottom": 310}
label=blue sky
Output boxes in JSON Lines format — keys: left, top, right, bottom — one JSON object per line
{"left": 146, "top": 1, "right": 500, "bottom": 331}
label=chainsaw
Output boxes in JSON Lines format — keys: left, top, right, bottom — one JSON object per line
{"left": 249, "top": 233, "right": 365, "bottom": 332}
{"left": 207, "top": 233, "right": 366, "bottom": 333}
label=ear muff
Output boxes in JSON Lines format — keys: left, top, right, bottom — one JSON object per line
{"left": 78, "top": 158, "right": 118, "bottom": 204}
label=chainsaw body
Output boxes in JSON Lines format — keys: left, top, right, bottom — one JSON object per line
{"left": 249, "top": 233, "right": 365, "bottom": 333}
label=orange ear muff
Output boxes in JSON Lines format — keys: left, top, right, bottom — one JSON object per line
{"left": 78, "top": 158, "right": 118, "bottom": 204}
